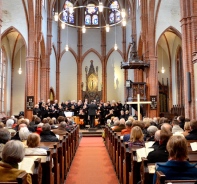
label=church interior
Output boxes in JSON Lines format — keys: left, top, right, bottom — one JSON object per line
{"left": 1, "top": 0, "right": 196, "bottom": 120}
{"left": 1, "top": 0, "right": 197, "bottom": 184}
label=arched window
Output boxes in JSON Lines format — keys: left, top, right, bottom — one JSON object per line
{"left": 0, "top": 49, "right": 6, "bottom": 113}
{"left": 85, "top": 3, "right": 98, "bottom": 26}
{"left": 62, "top": 0, "right": 75, "bottom": 24}
{"left": 109, "top": 0, "right": 120, "bottom": 24}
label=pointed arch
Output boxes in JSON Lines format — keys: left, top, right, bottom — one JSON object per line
{"left": 156, "top": 26, "right": 182, "bottom": 46}
{"left": 106, "top": 48, "right": 124, "bottom": 63}
{"left": 1, "top": 26, "right": 27, "bottom": 51}
{"left": 60, "top": 47, "right": 78, "bottom": 63}
{"left": 82, "top": 48, "right": 102, "bottom": 62}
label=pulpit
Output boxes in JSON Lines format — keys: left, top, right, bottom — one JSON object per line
{"left": 126, "top": 81, "right": 148, "bottom": 118}
{"left": 126, "top": 81, "right": 147, "bottom": 101}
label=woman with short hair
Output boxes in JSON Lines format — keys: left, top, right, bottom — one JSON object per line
{"left": 25, "top": 133, "right": 47, "bottom": 155}
{"left": 153, "top": 135, "right": 197, "bottom": 183}
{"left": 0, "top": 140, "right": 32, "bottom": 183}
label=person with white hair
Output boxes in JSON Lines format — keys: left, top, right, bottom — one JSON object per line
{"left": 106, "top": 119, "right": 111, "bottom": 127}
{"left": 147, "top": 128, "right": 172, "bottom": 163}
{"left": 5, "top": 119, "right": 16, "bottom": 136}
{"left": 19, "top": 127, "right": 30, "bottom": 142}
{"left": 146, "top": 125, "right": 158, "bottom": 141}
{"left": 0, "top": 140, "right": 32, "bottom": 183}
{"left": 113, "top": 118, "right": 126, "bottom": 132}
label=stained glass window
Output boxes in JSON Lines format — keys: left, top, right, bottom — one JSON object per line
{"left": 85, "top": 4, "right": 99, "bottom": 26}
{"left": 63, "top": 0, "right": 75, "bottom": 24}
{"left": 109, "top": 0, "right": 120, "bottom": 24}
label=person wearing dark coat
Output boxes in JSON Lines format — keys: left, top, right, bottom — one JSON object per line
{"left": 185, "top": 119, "right": 197, "bottom": 140}
{"left": 177, "top": 115, "right": 185, "bottom": 130}
{"left": 40, "top": 123, "right": 58, "bottom": 142}
{"left": 153, "top": 135, "right": 197, "bottom": 184}
{"left": 33, "top": 104, "right": 41, "bottom": 116}
{"left": 88, "top": 100, "right": 97, "bottom": 128}
{"left": 147, "top": 128, "right": 172, "bottom": 163}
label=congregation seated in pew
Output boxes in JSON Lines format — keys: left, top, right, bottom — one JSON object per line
{"left": 121, "top": 120, "right": 132, "bottom": 135}
{"left": 123, "top": 120, "right": 143, "bottom": 142}
{"left": 128, "top": 126, "right": 145, "bottom": 148}
{"left": 0, "top": 128, "right": 11, "bottom": 160}
{"left": 52, "top": 121, "right": 68, "bottom": 135}
{"left": 186, "top": 119, "right": 197, "bottom": 140}
{"left": 5, "top": 118, "right": 16, "bottom": 136}
{"left": 182, "top": 121, "right": 191, "bottom": 137}
{"left": 147, "top": 128, "right": 172, "bottom": 163}
{"left": 40, "top": 123, "right": 59, "bottom": 142}
{"left": 153, "top": 135, "right": 197, "bottom": 184}
{"left": 146, "top": 125, "right": 158, "bottom": 141}
{"left": 0, "top": 140, "right": 32, "bottom": 183}
{"left": 113, "top": 118, "right": 126, "bottom": 132}
{"left": 25, "top": 133, "right": 47, "bottom": 155}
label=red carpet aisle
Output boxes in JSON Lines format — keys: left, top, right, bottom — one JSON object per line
{"left": 65, "top": 137, "right": 119, "bottom": 184}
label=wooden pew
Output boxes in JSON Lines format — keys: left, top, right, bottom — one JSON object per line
{"left": 141, "top": 153, "right": 197, "bottom": 184}
{"left": 126, "top": 148, "right": 141, "bottom": 184}
{"left": 106, "top": 125, "right": 154, "bottom": 184}
{"left": 115, "top": 133, "right": 121, "bottom": 177}
{"left": 140, "top": 158, "right": 155, "bottom": 184}
{"left": 17, "top": 172, "right": 29, "bottom": 184}
{"left": 58, "top": 140, "right": 65, "bottom": 184}
{"left": 25, "top": 150, "right": 54, "bottom": 184}
{"left": 104, "top": 125, "right": 109, "bottom": 150}
{"left": 18, "top": 157, "right": 42, "bottom": 184}
{"left": 119, "top": 140, "right": 125, "bottom": 183}
{"left": 112, "top": 132, "right": 120, "bottom": 169}
{"left": 62, "top": 134, "right": 69, "bottom": 177}
{"left": 39, "top": 142, "right": 60, "bottom": 184}
{"left": 30, "top": 158, "right": 42, "bottom": 184}
{"left": 123, "top": 143, "right": 131, "bottom": 184}
{"left": 0, "top": 171, "right": 29, "bottom": 184}
{"left": 156, "top": 171, "right": 197, "bottom": 184}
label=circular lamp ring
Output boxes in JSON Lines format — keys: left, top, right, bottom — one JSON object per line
{"left": 58, "top": 5, "right": 124, "bottom": 29}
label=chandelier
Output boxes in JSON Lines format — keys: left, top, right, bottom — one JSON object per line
{"left": 54, "top": 0, "right": 127, "bottom": 33}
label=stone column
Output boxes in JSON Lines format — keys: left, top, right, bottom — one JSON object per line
{"left": 25, "top": 0, "right": 36, "bottom": 120}
{"left": 101, "top": 28, "right": 106, "bottom": 101}
{"left": 145, "top": 0, "right": 158, "bottom": 118}
{"left": 77, "top": 28, "right": 82, "bottom": 100}
{"left": 180, "top": 0, "right": 197, "bottom": 119}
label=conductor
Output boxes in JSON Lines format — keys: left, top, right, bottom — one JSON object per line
{"left": 88, "top": 100, "right": 97, "bottom": 128}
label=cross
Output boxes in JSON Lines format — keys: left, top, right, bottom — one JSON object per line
{"left": 127, "top": 94, "right": 152, "bottom": 120}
